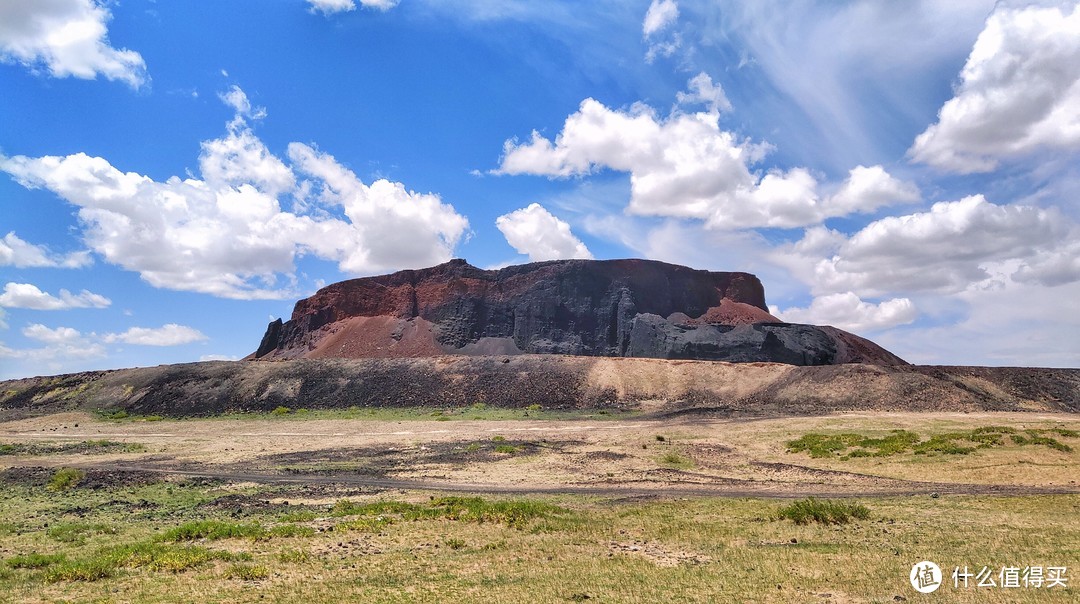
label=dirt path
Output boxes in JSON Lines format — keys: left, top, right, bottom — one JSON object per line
{"left": 5, "top": 457, "right": 1078, "bottom": 500}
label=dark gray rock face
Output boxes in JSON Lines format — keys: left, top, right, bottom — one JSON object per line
{"left": 626, "top": 316, "right": 840, "bottom": 364}
{"left": 252, "top": 258, "right": 907, "bottom": 366}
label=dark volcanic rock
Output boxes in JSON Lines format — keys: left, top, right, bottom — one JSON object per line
{"left": 251, "top": 258, "right": 905, "bottom": 366}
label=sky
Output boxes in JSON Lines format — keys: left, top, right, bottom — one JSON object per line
{"left": 1, "top": 0, "right": 1078, "bottom": 379}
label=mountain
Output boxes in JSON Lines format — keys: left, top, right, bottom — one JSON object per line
{"left": 252, "top": 259, "right": 905, "bottom": 366}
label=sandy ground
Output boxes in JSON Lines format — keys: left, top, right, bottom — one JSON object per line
{"left": 2, "top": 411, "right": 1078, "bottom": 499}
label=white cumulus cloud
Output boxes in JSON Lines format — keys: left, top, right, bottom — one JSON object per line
{"left": 495, "top": 203, "right": 593, "bottom": 262}
{"left": 496, "top": 86, "right": 917, "bottom": 229}
{"left": 778, "top": 195, "right": 1077, "bottom": 297}
{"left": 0, "top": 282, "right": 111, "bottom": 310}
{"left": 675, "top": 72, "right": 731, "bottom": 114}
{"left": 0, "top": 232, "right": 91, "bottom": 268}
{"left": 0, "top": 0, "right": 147, "bottom": 87}
{"left": 774, "top": 292, "right": 917, "bottom": 333}
{"left": 23, "top": 323, "right": 82, "bottom": 344}
{"left": 909, "top": 2, "right": 1080, "bottom": 172}
{"left": 2, "top": 323, "right": 106, "bottom": 365}
{"left": 307, "top": 0, "right": 399, "bottom": 15}
{"left": 103, "top": 324, "right": 208, "bottom": 346}
{"left": 0, "top": 86, "right": 470, "bottom": 300}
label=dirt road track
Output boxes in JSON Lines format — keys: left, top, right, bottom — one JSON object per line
{"left": 6, "top": 459, "right": 1078, "bottom": 500}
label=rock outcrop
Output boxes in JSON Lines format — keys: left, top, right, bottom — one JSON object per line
{"left": 251, "top": 258, "right": 906, "bottom": 366}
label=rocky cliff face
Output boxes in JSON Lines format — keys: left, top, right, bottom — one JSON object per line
{"left": 252, "top": 258, "right": 906, "bottom": 366}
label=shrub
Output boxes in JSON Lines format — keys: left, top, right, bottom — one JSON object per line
{"left": 47, "top": 467, "right": 85, "bottom": 491}
{"left": 271, "top": 406, "right": 291, "bottom": 416}
{"left": 494, "top": 444, "right": 520, "bottom": 454}
{"left": 777, "top": 498, "right": 870, "bottom": 525}
{"left": 660, "top": 451, "right": 692, "bottom": 468}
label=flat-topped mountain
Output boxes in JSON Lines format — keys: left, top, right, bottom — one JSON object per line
{"left": 252, "top": 258, "right": 905, "bottom": 366}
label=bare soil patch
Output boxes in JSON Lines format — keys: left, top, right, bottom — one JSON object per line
{"left": 2, "top": 411, "right": 1077, "bottom": 499}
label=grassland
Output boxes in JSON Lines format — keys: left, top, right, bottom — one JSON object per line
{"left": 1, "top": 410, "right": 1078, "bottom": 602}
{"left": 0, "top": 469, "right": 1076, "bottom": 603}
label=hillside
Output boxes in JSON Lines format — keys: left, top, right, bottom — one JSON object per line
{"left": 1, "top": 356, "right": 1076, "bottom": 419}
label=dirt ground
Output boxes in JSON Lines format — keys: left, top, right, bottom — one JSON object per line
{"left": 3, "top": 411, "right": 1078, "bottom": 499}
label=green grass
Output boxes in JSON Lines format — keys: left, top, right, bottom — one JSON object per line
{"left": 158, "top": 520, "right": 314, "bottom": 542}
{"left": 47, "top": 467, "right": 85, "bottom": 491}
{"left": 163, "top": 405, "right": 640, "bottom": 422}
{"left": 5, "top": 553, "right": 66, "bottom": 569}
{"left": 329, "top": 496, "right": 566, "bottom": 530}
{"left": 0, "top": 439, "right": 1076, "bottom": 602}
{"left": 776, "top": 498, "right": 871, "bottom": 525}
{"left": 47, "top": 522, "right": 118, "bottom": 544}
{"left": 276, "top": 549, "right": 311, "bottom": 563}
{"left": 0, "top": 440, "right": 146, "bottom": 456}
{"left": 35, "top": 541, "right": 248, "bottom": 583}
{"left": 787, "top": 426, "right": 1076, "bottom": 459}
{"left": 658, "top": 451, "right": 694, "bottom": 469}
{"left": 225, "top": 563, "right": 269, "bottom": 581}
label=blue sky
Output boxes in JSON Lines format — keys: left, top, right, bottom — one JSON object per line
{"left": 1, "top": 0, "right": 1078, "bottom": 378}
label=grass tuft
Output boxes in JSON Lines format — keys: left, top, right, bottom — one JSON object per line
{"left": 47, "top": 467, "right": 85, "bottom": 491}
{"left": 5, "top": 553, "right": 66, "bottom": 569}
{"left": 777, "top": 498, "right": 870, "bottom": 525}
{"left": 226, "top": 563, "right": 270, "bottom": 581}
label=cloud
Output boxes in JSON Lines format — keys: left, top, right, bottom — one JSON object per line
{"left": 695, "top": 1, "right": 997, "bottom": 170}
{"left": 909, "top": 3, "right": 1080, "bottom": 172}
{"left": 0, "top": 86, "right": 469, "bottom": 300}
{"left": 495, "top": 87, "right": 917, "bottom": 229}
{"left": 307, "top": 0, "right": 398, "bottom": 15}
{"left": 675, "top": 72, "right": 731, "bottom": 114}
{"left": 217, "top": 85, "right": 267, "bottom": 121}
{"left": 495, "top": 203, "right": 593, "bottom": 261}
{"left": 0, "top": 323, "right": 106, "bottom": 364}
{"left": 286, "top": 143, "right": 469, "bottom": 272}
{"left": 0, "top": 0, "right": 146, "bottom": 87}
{"left": 826, "top": 165, "right": 920, "bottom": 215}
{"left": 643, "top": 0, "right": 678, "bottom": 37}
{"left": 870, "top": 279, "right": 1080, "bottom": 367}
{"left": 23, "top": 323, "right": 81, "bottom": 344}
{"left": 643, "top": 0, "right": 680, "bottom": 61}
{"left": 199, "top": 354, "right": 240, "bottom": 362}
{"left": 0, "top": 282, "right": 111, "bottom": 310}
{"left": 102, "top": 324, "right": 208, "bottom": 346}
{"left": 774, "top": 292, "right": 917, "bottom": 333}
{"left": 0, "top": 232, "right": 91, "bottom": 268}
{"left": 779, "top": 195, "right": 1077, "bottom": 297}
